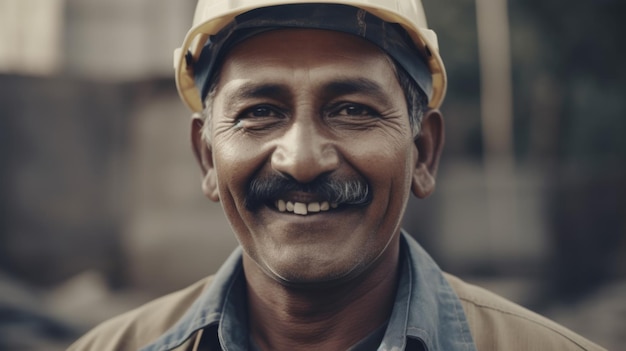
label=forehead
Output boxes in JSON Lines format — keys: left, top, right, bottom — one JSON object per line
{"left": 215, "top": 29, "right": 399, "bottom": 90}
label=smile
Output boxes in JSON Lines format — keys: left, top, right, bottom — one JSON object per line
{"left": 274, "top": 199, "right": 339, "bottom": 216}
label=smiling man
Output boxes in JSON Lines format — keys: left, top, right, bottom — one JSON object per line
{"left": 69, "top": 1, "right": 605, "bottom": 351}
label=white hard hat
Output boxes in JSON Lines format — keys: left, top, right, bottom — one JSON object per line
{"left": 174, "top": 0, "right": 447, "bottom": 112}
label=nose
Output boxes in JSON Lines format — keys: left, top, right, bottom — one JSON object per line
{"left": 271, "top": 121, "right": 340, "bottom": 183}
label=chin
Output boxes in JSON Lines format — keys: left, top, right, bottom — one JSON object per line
{"left": 259, "top": 252, "right": 370, "bottom": 287}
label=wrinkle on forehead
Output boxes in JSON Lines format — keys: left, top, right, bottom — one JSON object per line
{"left": 214, "top": 30, "right": 402, "bottom": 100}
{"left": 219, "top": 77, "right": 397, "bottom": 111}
{"left": 223, "top": 28, "right": 394, "bottom": 69}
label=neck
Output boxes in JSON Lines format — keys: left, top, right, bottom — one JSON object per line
{"left": 243, "top": 241, "right": 401, "bottom": 351}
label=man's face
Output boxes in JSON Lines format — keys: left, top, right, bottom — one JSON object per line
{"left": 195, "top": 29, "right": 436, "bottom": 285}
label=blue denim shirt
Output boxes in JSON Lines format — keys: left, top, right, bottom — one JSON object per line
{"left": 140, "top": 232, "right": 477, "bottom": 351}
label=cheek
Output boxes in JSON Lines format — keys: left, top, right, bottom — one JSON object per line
{"left": 213, "top": 135, "right": 266, "bottom": 179}
{"left": 345, "top": 138, "right": 415, "bottom": 211}
{"left": 346, "top": 137, "right": 414, "bottom": 178}
{"left": 212, "top": 140, "right": 261, "bottom": 208}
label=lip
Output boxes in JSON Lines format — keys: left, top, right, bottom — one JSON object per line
{"left": 252, "top": 201, "right": 371, "bottom": 251}
{"left": 263, "top": 199, "right": 365, "bottom": 218}
{"left": 270, "top": 191, "right": 328, "bottom": 204}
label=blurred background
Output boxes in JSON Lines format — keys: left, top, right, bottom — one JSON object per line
{"left": 0, "top": 0, "right": 624, "bottom": 349}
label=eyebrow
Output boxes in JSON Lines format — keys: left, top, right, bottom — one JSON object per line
{"left": 323, "top": 78, "right": 388, "bottom": 98}
{"left": 225, "top": 82, "right": 291, "bottom": 104}
{"left": 223, "top": 77, "right": 392, "bottom": 109}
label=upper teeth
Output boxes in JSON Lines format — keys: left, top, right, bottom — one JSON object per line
{"left": 275, "top": 199, "right": 338, "bottom": 215}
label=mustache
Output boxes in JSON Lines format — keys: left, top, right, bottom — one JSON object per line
{"left": 245, "top": 173, "right": 371, "bottom": 211}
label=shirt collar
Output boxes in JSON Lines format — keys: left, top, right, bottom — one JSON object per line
{"left": 399, "top": 231, "right": 477, "bottom": 350}
{"left": 141, "top": 232, "right": 476, "bottom": 351}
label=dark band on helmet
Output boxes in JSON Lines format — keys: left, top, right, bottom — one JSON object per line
{"left": 192, "top": 3, "right": 433, "bottom": 105}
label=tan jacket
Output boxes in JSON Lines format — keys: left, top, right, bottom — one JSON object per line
{"left": 68, "top": 273, "right": 605, "bottom": 351}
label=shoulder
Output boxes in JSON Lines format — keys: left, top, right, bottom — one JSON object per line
{"left": 443, "top": 273, "right": 606, "bottom": 351}
{"left": 67, "top": 276, "right": 214, "bottom": 351}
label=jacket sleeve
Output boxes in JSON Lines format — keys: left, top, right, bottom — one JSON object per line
{"left": 445, "top": 274, "right": 607, "bottom": 351}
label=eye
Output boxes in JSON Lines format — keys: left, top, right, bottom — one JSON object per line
{"left": 243, "top": 105, "right": 281, "bottom": 118}
{"left": 329, "top": 103, "right": 380, "bottom": 118}
{"left": 234, "top": 104, "right": 286, "bottom": 133}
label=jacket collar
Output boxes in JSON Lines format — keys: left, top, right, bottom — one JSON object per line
{"left": 139, "top": 247, "right": 244, "bottom": 351}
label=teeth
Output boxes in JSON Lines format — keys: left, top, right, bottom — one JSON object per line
{"left": 307, "top": 202, "right": 320, "bottom": 212}
{"left": 294, "top": 202, "right": 307, "bottom": 215}
{"left": 274, "top": 200, "right": 338, "bottom": 215}
{"left": 277, "top": 199, "right": 286, "bottom": 212}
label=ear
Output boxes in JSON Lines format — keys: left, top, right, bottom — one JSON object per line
{"left": 412, "top": 109, "right": 445, "bottom": 199}
{"left": 191, "top": 115, "right": 220, "bottom": 202}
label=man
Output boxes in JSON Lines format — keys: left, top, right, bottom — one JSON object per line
{"left": 69, "top": 1, "right": 605, "bottom": 350}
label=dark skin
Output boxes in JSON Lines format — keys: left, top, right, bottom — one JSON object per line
{"left": 191, "top": 29, "right": 444, "bottom": 350}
